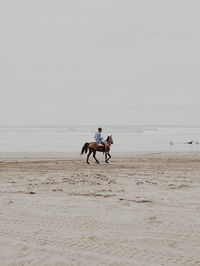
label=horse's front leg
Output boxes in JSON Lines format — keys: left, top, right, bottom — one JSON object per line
{"left": 93, "top": 151, "right": 99, "bottom": 164}
{"left": 87, "top": 150, "right": 92, "bottom": 164}
{"left": 105, "top": 152, "right": 108, "bottom": 163}
{"left": 106, "top": 153, "right": 111, "bottom": 163}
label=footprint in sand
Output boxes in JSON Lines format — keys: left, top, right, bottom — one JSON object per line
{"left": 148, "top": 216, "right": 161, "bottom": 224}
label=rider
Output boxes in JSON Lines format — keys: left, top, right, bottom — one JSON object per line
{"left": 94, "top": 127, "right": 105, "bottom": 146}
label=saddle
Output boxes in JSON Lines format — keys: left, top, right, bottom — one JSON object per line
{"left": 98, "top": 143, "right": 104, "bottom": 147}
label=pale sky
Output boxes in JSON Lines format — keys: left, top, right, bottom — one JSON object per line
{"left": 0, "top": 0, "right": 200, "bottom": 125}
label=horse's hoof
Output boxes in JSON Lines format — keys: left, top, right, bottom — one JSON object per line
{"left": 87, "top": 162, "right": 90, "bottom": 164}
{"left": 105, "top": 161, "right": 109, "bottom": 163}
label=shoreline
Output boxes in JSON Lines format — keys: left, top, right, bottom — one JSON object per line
{"left": 1, "top": 150, "right": 200, "bottom": 159}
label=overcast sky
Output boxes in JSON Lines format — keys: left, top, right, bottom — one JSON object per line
{"left": 0, "top": 0, "right": 200, "bottom": 125}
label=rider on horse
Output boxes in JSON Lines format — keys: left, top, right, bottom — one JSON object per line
{"left": 81, "top": 128, "right": 113, "bottom": 163}
{"left": 94, "top": 127, "right": 105, "bottom": 147}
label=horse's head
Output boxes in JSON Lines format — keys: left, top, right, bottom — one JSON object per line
{"left": 106, "top": 135, "right": 114, "bottom": 144}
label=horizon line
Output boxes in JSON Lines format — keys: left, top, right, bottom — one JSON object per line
{"left": 1, "top": 124, "right": 200, "bottom": 127}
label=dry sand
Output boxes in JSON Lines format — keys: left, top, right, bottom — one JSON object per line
{"left": 0, "top": 152, "right": 200, "bottom": 266}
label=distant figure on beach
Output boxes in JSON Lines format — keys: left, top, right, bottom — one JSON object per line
{"left": 94, "top": 127, "right": 105, "bottom": 145}
{"left": 186, "top": 140, "right": 193, "bottom": 144}
{"left": 170, "top": 141, "right": 174, "bottom": 145}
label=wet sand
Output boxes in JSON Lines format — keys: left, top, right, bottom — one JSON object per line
{"left": 0, "top": 152, "right": 200, "bottom": 265}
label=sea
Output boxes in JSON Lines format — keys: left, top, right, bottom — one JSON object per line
{"left": 0, "top": 125, "right": 200, "bottom": 153}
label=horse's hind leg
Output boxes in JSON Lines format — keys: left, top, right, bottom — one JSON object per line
{"left": 93, "top": 151, "right": 99, "bottom": 164}
{"left": 87, "top": 150, "right": 92, "bottom": 164}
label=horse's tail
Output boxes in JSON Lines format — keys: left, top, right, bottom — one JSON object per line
{"left": 81, "top": 143, "right": 89, "bottom": 155}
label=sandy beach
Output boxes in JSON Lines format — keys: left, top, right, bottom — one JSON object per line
{"left": 0, "top": 152, "right": 200, "bottom": 266}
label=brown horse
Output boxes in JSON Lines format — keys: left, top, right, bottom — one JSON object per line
{"left": 81, "top": 135, "right": 113, "bottom": 164}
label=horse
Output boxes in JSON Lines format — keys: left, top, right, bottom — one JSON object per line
{"left": 81, "top": 135, "right": 113, "bottom": 164}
